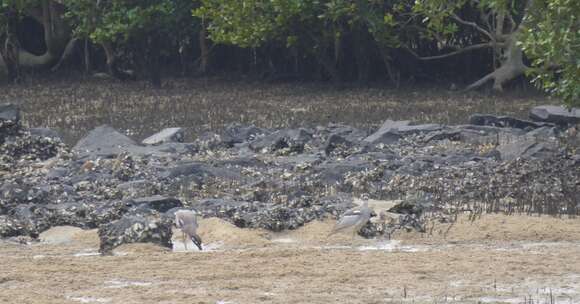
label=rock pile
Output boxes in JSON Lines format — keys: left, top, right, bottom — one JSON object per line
{"left": 1, "top": 103, "right": 579, "bottom": 252}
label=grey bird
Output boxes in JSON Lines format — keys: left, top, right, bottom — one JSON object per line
{"left": 328, "top": 196, "right": 373, "bottom": 238}
{"left": 174, "top": 210, "right": 203, "bottom": 251}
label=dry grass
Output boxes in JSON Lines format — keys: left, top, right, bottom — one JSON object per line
{"left": 0, "top": 77, "right": 556, "bottom": 144}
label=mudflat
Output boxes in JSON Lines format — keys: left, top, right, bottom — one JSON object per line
{"left": 2, "top": 214, "right": 580, "bottom": 304}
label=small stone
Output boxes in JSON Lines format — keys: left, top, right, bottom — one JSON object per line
{"left": 530, "top": 105, "right": 580, "bottom": 125}
{"left": 142, "top": 128, "right": 184, "bottom": 145}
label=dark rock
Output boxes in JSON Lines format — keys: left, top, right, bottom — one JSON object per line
{"left": 98, "top": 212, "right": 173, "bottom": 254}
{"left": 28, "top": 128, "right": 63, "bottom": 141}
{"left": 315, "top": 160, "right": 372, "bottom": 185}
{"left": 364, "top": 120, "right": 441, "bottom": 145}
{"left": 0, "top": 103, "right": 19, "bottom": 124}
{"left": 440, "top": 153, "right": 482, "bottom": 166}
{"left": 193, "top": 132, "right": 229, "bottom": 150}
{"left": 422, "top": 130, "right": 461, "bottom": 143}
{"left": 397, "top": 124, "right": 442, "bottom": 134}
{"left": 222, "top": 124, "right": 265, "bottom": 146}
{"left": 73, "top": 125, "right": 139, "bottom": 159}
{"left": 469, "top": 114, "right": 554, "bottom": 130}
{"left": 496, "top": 138, "right": 559, "bottom": 161}
{"left": 3, "top": 107, "right": 580, "bottom": 242}
{"left": 396, "top": 159, "right": 434, "bottom": 176}
{"left": 86, "top": 200, "right": 136, "bottom": 227}
{"left": 0, "top": 132, "right": 64, "bottom": 164}
{"left": 193, "top": 198, "right": 257, "bottom": 221}
{"left": 388, "top": 192, "right": 433, "bottom": 215}
{"left": 74, "top": 125, "right": 195, "bottom": 160}
{"left": 46, "top": 167, "right": 69, "bottom": 179}
{"left": 1, "top": 183, "right": 29, "bottom": 208}
{"left": 215, "top": 156, "right": 266, "bottom": 168}
{"left": 43, "top": 202, "right": 91, "bottom": 227}
{"left": 23, "top": 186, "right": 50, "bottom": 205}
{"left": 526, "top": 126, "right": 558, "bottom": 138}
{"left": 452, "top": 125, "right": 526, "bottom": 144}
{"left": 69, "top": 172, "right": 113, "bottom": 185}
{"left": 324, "top": 134, "right": 355, "bottom": 156}
{"left": 364, "top": 132, "right": 401, "bottom": 145}
{"left": 0, "top": 104, "right": 20, "bottom": 140}
{"left": 161, "top": 162, "right": 219, "bottom": 179}
{"left": 273, "top": 154, "right": 323, "bottom": 170}
{"left": 9, "top": 204, "right": 51, "bottom": 237}
{"left": 117, "top": 180, "right": 157, "bottom": 198}
{"left": 233, "top": 202, "right": 325, "bottom": 231}
{"left": 250, "top": 128, "right": 313, "bottom": 153}
{"left": 190, "top": 196, "right": 351, "bottom": 232}
{"left": 0, "top": 215, "right": 25, "bottom": 237}
{"left": 530, "top": 105, "right": 580, "bottom": 125}
{"left": 385, "top": 157, "right": 580, "bottom": 216}
{"left": 142, "top": 128, "right": 184, "bottom": 145}
{"left": 149, "top": 142, "right": 196, "bottom": 155}
{"left": 0, "top": 184, "right": 52, "bottom": 214}
{"left": 131, "top": 195, "right": 182, "bottom": 213}
{"left": 329, "top": 124, "right": 367, "bottom": 140}
{"left": 318, "top": 194, "right": 355, "bottom": 217}
{"left": 363, "top": 120, "right": 409, "bottom": 144}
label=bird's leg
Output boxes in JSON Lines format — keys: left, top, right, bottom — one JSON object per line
{"left": 182, "top": 231, "right": 187, "bottom": 250}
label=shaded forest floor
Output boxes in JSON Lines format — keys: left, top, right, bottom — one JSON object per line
{"left": 0, "top": 76, "right": 556, "bottom": 144}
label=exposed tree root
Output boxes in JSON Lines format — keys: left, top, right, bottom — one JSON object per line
{"left": 463, "top": 39, "right": 528, "bottom": 92}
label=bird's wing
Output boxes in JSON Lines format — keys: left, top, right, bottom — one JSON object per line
{"left": 342, "top": 208, "right": 362, "bottom": 217}
{"left": 331, "top": 210, "right": 363, "bottom": 233}
{"left": 175, "top": 210, "right": 197, "bottom": 228}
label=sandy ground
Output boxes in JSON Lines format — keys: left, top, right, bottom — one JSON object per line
{"left": 2, "top": 214, "right": 580, "bottom": 304}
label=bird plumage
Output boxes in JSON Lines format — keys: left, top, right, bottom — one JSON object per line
{"left": 329, "top": 199, "right": 372, "bottom": 237}
{"left": 175, "top": 210, "right": 203, "bottom": 251}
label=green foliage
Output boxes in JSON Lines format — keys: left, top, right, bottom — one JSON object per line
{"left": 412, "top": 0, "right": 468, "bottom": 44}
{"left": 194, "top": 0, "right": 319, "bottom": 48}
{"left": 0, "top": 0, "right": 576, "bottom": 108}
{"left": 521, "top": 0, "right": 580, "bottom": 108}
{"left": 0, "top": 0, "right": 34, "bottom": 12}
{"left": 0, "top": 0, "right": 36, "bottom": 33}
{"left": 194, "top": 0, "right": 408, "bottom": 59}
{"left": 63, "top": 0, "right": 178, "bottom": 44}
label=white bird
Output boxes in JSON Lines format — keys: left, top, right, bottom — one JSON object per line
{"left": 174, "top": 210, "right": 203, "bottom": 251}
{"left": 329, "top": 195, "right": 373, "bottom": 238}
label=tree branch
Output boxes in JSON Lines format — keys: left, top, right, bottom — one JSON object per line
{"left": 406, "top": 42, "right": 504, "bottom": 61}
{"left": 50, "top": 38, "right": 79, "bottom": 72}
{"left": 451, "top": 14, "right": 494, "bottom": 40}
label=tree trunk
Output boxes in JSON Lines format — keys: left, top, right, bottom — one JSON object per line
{"left": 306, "top": 31, "right": 341, "bottom": 84}
{"left": 50, "top": 38, "right": 79, "bottom": 72}
{"left": 148, "top": 35, "right": 162, "bottom": 88}
{"left": 464, "top": 34, "right": 528, "bottom": 92}
{"left": 375, "top": 43, "right": 400, "bottom": 87}
{"left": 316, "top": 50, "right": 341, "bottom": 85}
{"left": 334, "top": 32, "right": 341, "bottom": 65}
{"left": 102, "top": 42, "right": 124, "bottom": 80}
{"left": 17, "top": 0, "right": 70, "bottom": 69}
{"left": 199, "top": 23, "right": 210, "bottom": 74}
{"left": 84, "top": 38, "right": 91, "bottom": 74}
{"left": 353, "top": 28, "right": 371, "bottom": 84}
{"left": 0, "top": 0, "right": 71, "bottom": 72}
{"left": 2, "top": 10, "right": 22, "bottom": 83}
